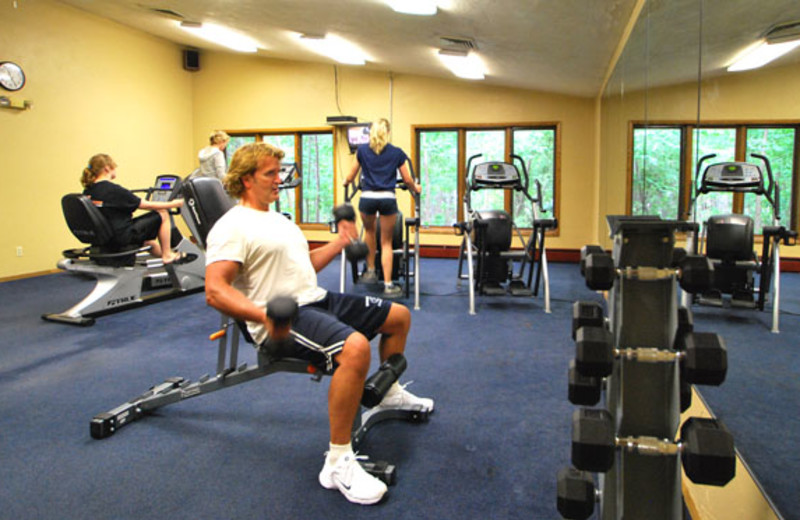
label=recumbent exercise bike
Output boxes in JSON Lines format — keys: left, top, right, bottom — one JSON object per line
{"left": 42, "top": 175, "right": 205, "bottom": 326}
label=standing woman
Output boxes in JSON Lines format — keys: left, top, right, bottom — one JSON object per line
{"left": 81, "top": 154, "right": 188, "bottom": 264}
{"left": 198, "top": 130, "right": 230, "bottom": 180}
{"left": 345, "top": 118, "right": 421, "bottom": 298}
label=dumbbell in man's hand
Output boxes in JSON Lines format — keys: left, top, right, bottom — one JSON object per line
{"left": 332, "top": 204, "right": 369, "bottom": 262}
{"left": 262, "top": 296, "right": 298, "bottom": 359}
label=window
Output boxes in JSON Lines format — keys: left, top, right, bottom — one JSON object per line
{"left": 629, "top": 122, "right": 800, "bottom": 234}
{"left": 418, "top": 130, "right": 458, "bottom": 226}
{"left": 632, "top": 127, "right": 682, "bottom": 219}
{"left": 227, "top": 130, "right": 334, "bottom": 225}
{"left": 415, "top": 124, "right": 559, "bottom": 229}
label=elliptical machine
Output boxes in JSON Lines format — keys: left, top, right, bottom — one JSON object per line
{"left": 338, "top": 160, "right": 422, "bottom": 310}
{"left": 454, "top": 154, "right": 557, "bottom": 315}
{"left": 684, "top": 153, "right": 797, "bottom": 333}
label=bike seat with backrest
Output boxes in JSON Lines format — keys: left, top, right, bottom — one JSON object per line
{"left": 61, "top": 194, "right": 142, "bottom": 266}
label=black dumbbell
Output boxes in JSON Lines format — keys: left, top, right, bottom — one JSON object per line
{"left": 556, "top": 467, "right": 596, "bottom": 520}
{"left": 361, "top": 353, "right": 408, "bottom": 408}
{"left": 677, "top": 254, "right": 714, "bottom": 294}
{"left": 568, "top": 359, "right": 601, "bottom": 406}
{"left": 571, "top": 408, "right": 735, "bottom": 486}
{"left": 580, "top": 245, "right": 604, "bottom": 277}
{"left": 571, "top": 301, "right": 605, "bottom": 340}
{"left": 583, "top": 252, "right": 615, "bottom": 291}
{"left": 261, "top": 296, "right": 299, "bottom": 358}
{"left": 332, "top": 204, "right": 369, "bottom": 262}
{"left": 574, "top": 326, "right": 727, "bottom": 385}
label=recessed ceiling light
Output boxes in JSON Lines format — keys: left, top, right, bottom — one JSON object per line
{"left": 727, "top": 39, "right": 800, "bottom": 72}
{"left": 385, "top": 0, "right": 437, "bottom": 16}
{"left": 437, "top": 49, "right": 485, "bottom": 80}
{"left": 297, "top": 33, "right": 368, "bottom": 65}
{"left": 179, "top": 21, "right": 259, "bottom": 53}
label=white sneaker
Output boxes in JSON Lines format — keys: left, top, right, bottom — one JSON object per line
{"left": 376, "top": 382, "right": 434, "bottom": 413}
{"left": 318, "top": 452, "right": 388, "bottom": 505}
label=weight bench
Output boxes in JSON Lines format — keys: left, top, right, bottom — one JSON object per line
{"left": 90, "top": 177, "right": 429, "bottom": 484}
{"left": 42, "top": 187, "right": 205, "bottom": 326}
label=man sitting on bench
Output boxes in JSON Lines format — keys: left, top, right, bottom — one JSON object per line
{"left": 204, "top": 142, "right": 434, "bottom": 505}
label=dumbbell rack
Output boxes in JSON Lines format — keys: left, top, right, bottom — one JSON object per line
{"left": 560, "top": 216, "right": 733, "bottom": 519}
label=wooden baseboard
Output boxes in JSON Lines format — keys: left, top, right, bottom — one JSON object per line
{"left": 0, "top": 269, "right": 60, "bottom": 283}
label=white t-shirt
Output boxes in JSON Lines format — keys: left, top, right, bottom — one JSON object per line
{"left": 205, "top": 205, "right": 326, "bottom": 344}
{"left": 198, "top": 146, "right": 227, "bottom": 180}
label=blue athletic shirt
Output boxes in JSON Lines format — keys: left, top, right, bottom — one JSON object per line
{"left": 355, "top": 143, "right": 408, "bottom": 192}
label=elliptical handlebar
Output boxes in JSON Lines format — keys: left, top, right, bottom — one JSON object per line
{"left": 695, "top": 153, "right": 717, "bottom": 195}
{"left": 510, "top": 154, "right": 532, "bottom": 199}
{"left": 750, "top": 153, "right": 777, "bottom": 212}
{"left": 465, "top": 153, "right": 482, "bottom": 193}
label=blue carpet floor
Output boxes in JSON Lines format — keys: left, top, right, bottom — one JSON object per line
{"left": 0, "top": 258, "right": 797, "bottom": 519}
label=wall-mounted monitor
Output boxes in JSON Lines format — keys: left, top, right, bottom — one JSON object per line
{"left": 347, "top": 123, "right": 371, "bottom": 153}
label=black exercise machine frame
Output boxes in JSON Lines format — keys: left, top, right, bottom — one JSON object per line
{"left": 455, "top": 153, "right": 557, "bottom": 315}
{"left": 684, "top": 153, "right": 797, "bottom": 333}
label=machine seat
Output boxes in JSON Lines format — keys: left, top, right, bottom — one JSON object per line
{"left": 60, "top": 194, "right": 147, "bottom": 267}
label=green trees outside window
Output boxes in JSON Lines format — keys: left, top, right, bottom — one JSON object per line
{"left": 631, "top": 123, "right": 799, "bottom": 234}
{"left": 416, "top": 125, "right": 558, "bottom": 229}
{"left": 228, "top": 131, "right": 334, "bottom": 224}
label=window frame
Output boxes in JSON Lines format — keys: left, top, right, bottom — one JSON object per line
{"left": 412, "top": 122, "right": 561, "bottom": 234}
{"left": 628, "top": 120, "right": 800, "bottom": 233}
{"left": 226, "top": 127, "right": 335, "bottom": 229}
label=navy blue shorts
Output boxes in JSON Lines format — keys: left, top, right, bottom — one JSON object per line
{"left": 276, "top": 292, "right": 393, "bottom": 372}
{"left": 359, "top": 197, "right": 398, "bottom": 216}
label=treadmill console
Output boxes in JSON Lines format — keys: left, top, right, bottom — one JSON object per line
{"left": 701, "top": 162, "right": 764, "bottom": 193}
{"left": 472, "top": 162, "right": 521, "bottom": 187}
{"left": 150, "top": 175, "right": 181, "bottom": 202}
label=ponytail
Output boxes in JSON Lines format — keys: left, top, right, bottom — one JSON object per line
{"left": 369, "top": 118, "right": 390, "bottom": 155}
{"left": 81, "top": 154, "right": 116, "bottom": 188}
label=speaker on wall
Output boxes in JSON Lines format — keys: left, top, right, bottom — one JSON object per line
{"left": 183, "top": 49, "right": 200, "bottom": 71}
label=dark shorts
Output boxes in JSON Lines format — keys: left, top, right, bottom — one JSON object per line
{"left": 359, "top": 197, "right": 398, "bottom": 216}
{"left": 116, "top": 212, "right": 161, "bottom": 247}
{"left": 272, "top": 292, "right": 393, "bottom": 372}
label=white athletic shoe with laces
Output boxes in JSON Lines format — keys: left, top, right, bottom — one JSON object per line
{"left": 375, "top": 382, "right": 434, "bottom": 413}
{"left": 318, "top": 452, "right": 388, "bottom": 505}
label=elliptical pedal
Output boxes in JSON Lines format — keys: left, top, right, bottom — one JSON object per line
{"left": 481, "top": 282, "right": 506, "bottom": 296}
{"left": 507, "top": 280, "right": 532, "bottom": 297}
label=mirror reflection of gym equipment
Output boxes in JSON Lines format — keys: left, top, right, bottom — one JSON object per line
{"left": 455, "top": 154, "right": 557, "bottom": 315}
{"left": 41, "top": 175, "right": 205, "bottom": 326}
{"left": 684, "top": 154, "right": 797, "bottom": 333}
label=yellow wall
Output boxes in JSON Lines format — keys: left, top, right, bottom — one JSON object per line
{"left": 0, "top": 2, "right": 599, "bottom": 279}
{"left": 190, "top": 51, "right": 597, "bottom": 248}
{"left": 0, "top": 0, "right": 194, "bottom": 279}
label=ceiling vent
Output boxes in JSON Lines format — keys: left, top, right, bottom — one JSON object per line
{"left": 765, "top": 20, "right": 800, "bottom": 44}
{"left": 140, "top": 5, "right": 185, "bottom": 20}
{"left": 439, "top": 36, "right": 477, "bottom": 52}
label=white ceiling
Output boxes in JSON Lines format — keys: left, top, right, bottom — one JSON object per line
{"left": 55, "top": 0, "right": 639, "bottom": 98}
{"left": 55, "top": 0, "right": 800, "bottom": 98}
